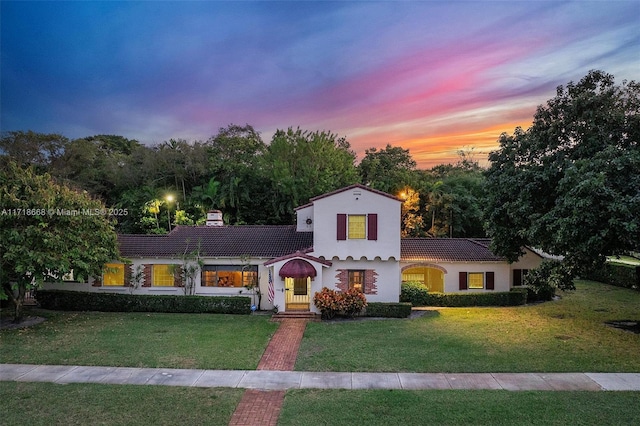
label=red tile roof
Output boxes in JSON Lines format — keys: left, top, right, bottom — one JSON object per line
{"left": 118, "top": 225, "right": 313, "bottom": 259}
{"left": 400, "top": 238, "right": 504, "bottom": 262}
{"left": 119, "top": 225, "right": 505, "bottom": 263}
{"left": 294, "top": 183, "right": 401, "bottom": 211}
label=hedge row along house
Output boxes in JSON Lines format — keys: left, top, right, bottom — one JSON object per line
{"left": 44, "top": 184, "right": 544, "bottom": 312}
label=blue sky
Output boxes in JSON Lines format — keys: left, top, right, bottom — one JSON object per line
{"left": 1, "top": 1, "right": 638, "bottom": 168}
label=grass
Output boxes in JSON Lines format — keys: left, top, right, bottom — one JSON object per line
{"left": 279, "top": 389, "right": 640, "bottom": 425}
{"left": 0, "top": 311, "right": 278, "bottom": 369}
{"left": 296, "top": 280, "right": 640, "bottom": 372}
{"left": 0, "top": 381, "right": 242, "bottom": 426}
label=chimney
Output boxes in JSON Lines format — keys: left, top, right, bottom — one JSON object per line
{"left": 206, "top": 210, "right": 223, "bottom": 226}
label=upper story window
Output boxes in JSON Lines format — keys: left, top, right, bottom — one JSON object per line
{"left": 348, "top": 215, "right": 366, "bottom": 239}
{"left": 337, "top": 213, "right": 377, "bottom": 241}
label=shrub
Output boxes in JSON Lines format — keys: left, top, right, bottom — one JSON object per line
{"left": 342, "top": 289, "right": 367, "bottom": 318}
{"left": 313, "top": 287, "right": 344, "bottom": 320}
{"left": 400, "top": 283, "right": 528, "bottom": 307}
{"left": 585, "top": 263, "right": 639, "bottom": 291}
{"left": 362, "top": 302, "right": 412, "bottom": 318}
{"left": 35, "top": 290, "right": 251, "bottom": 314}
{"left": 524, "top": 260, "right": 575, "bottom": 302}
{"left": 312, "top": 287, "right": 367, "bottom": 319}
{"left": 400, "top": 281, "right": 430, "bottom": 306}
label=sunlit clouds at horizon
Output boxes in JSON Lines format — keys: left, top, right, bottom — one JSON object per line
{"left": 1, "top": 1, "right": 638, "bottom": 169}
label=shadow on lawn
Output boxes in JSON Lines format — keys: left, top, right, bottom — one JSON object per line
{"left": 605, "top": 320, "right": 640, "bottom": 334}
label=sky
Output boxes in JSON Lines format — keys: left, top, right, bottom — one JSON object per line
{"left": 1, "top": 1, "right": 638, "bottom": 169}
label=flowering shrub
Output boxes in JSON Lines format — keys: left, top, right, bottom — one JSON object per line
{"left": 342, "top": 289, "right": 367, "bottom": 317}
{"left": 313, "top": 287, "right": 367, "bottom": 319}
{"left": 313, "top": 287, "right": 343, "bottom": 319}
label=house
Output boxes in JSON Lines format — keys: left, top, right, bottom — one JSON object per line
{"left": 44, "top": 184, "right": 544, "bottom": 312}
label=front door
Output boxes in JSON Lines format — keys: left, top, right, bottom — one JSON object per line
{"left": 285, "top": 277, "right": 310, "bottom": 311}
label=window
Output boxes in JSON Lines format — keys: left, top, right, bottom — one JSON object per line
{"left": 337, "top": 214, "right": 378, "bottom": 241}
{"left": 468, "top": 272, "right": 484, "bottom": 289}
{"left": 348, "top": 215, "right": 366, "bottom": 239}
{"left": 103, "top": 263, "right": 125, "bottom": 286}
{"left": 513, "top": 269, "right": 529, "bottom": 286}
{"left": 293, "top": 278, "right": 308, "bottom": 295}
{"left": 348, "top": 270, "right": 365, "bottom": 292}
{"left": 153, "top": 265, "right": 175, "bottom": 287}
{"left": 460, "top": 271, "right": 495, "bottom": 290}
{"left": 201, "top": 265, "right": 258, "bottom": 288}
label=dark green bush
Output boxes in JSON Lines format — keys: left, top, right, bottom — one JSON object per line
{"left": 400, "top": 281, "right": 430, "bottom": 306}
{"left": 586, "top": 263, "right": 639, "bottom": 291}
{"left": 362, "top": 302, "right": 412, "bottom": 318}
{"left": 400, "top": 282, "right": 527, "bottom": 307}
{"left": 524, "top": 260, "right": 575, "bottom": 302}
{"left": 35, "top": 290, "right": 251, "bottom": 314}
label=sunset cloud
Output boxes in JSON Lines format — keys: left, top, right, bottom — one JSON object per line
{"left": 1, "top": 1, "right": 638, "bottom": 168}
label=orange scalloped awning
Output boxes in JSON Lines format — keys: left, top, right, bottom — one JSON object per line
{"left": 279, "top": 259, "right": 316, "bottom": 278}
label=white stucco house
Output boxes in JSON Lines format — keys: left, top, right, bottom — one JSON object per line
{"left": 44, "top": 184, "right": 544, "bottom": 313}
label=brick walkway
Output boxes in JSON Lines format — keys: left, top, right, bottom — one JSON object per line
{"left": 257, "top": 319, "right": 308, "bottom": 371}
{"left": 228, "top": 319, "right": 309, "bottom": 426}
{"left": 228, "top": 390, "right": 286, "bottom": 426}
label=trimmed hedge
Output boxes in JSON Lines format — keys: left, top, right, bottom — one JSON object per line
{"left": 35, "top": 290, "right": 251, "bottom": 314}
{"left": 400, "top": 281, "right": 431, "bottom": 306}
{"left": 401, "top": 282, "right": 528, "bottom": 307}
{"left": 585, "top": 263, "right": 639, "bottom": 291}
{"left": 362, "top": 302, "right": 412, "bottom": 318}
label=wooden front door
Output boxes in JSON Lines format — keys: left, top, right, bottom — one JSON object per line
{"left": 285, "top": 277, "right": 310, "bottom": 311}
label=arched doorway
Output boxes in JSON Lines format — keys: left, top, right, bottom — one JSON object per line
{"left": 280, "top": 259, "right": 316, "bottom": 311}
{"left": 402, "top": 265, "right": 445, "bottom": 293}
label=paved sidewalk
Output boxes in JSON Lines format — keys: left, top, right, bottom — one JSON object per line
{"left": 2, "top": 364, "right": 640, "bottom": 391}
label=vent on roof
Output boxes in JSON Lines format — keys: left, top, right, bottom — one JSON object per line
{"left": 206, "top": 210, "right": 223, "bottom": 226}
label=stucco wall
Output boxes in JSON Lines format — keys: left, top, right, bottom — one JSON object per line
{"left": 42, "top": 257, "right": 263, "bottom": 301}
{"left": 440, "top": 262, "right": 511, "bottom": 293}
{"left": 321, "top": 259, "right": 400, "bottom": 303}
{"left": 311, "top": 187, "right": 401, "bottom": 261}
{"left": 511, "top": 249, "right": 545, "bottom": 274}
{"left": 295, "top": 205, "right": 314, "bottom": 232}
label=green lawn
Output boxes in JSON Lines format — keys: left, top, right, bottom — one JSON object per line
{"left": 0, "top": 311, "right": 277, "bottom": 369}
{"left": 296, "top": 280, "right": 640, "bottom": 372}
{"left": 0, "top": 382, "right": 242, "bottom": 426}
{"left": 607, "top": 255, "right": 640, "bottom": 266}
{"left": 279, "top": 389, "right": 640, "bottom": 426}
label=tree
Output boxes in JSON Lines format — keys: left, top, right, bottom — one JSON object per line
{"left": 262, "top": 127, "right": 359, "bottom": 223}
{"left": 0, "top": 131, "right": 69, "bottom": 172}
{"left": 399, "top": 187, "right": 426, "bottom": 237}
{"left": 358, "top": 144, "right": 417, "bottom": 193}
{"left": 485, "top": 70, "right": 640, "bottom": 281}
{"left": 0, "top": 162, "right": 120, "bottom": 321}
{"left": 205, "top": 124, "right": 267, "bottom": 224}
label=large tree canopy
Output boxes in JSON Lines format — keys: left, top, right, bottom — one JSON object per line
{"left": 1, "top": 125, "right": 489, "bottom": 234}
{"left": 261, "top": 127, "right": 359, "bottom": 223}
{"left": 0, "top": 162, "right": 120, "bottom": 321}
{"left": 485, "top": 70, "right": 640, "bottom": 275}
{"left": 358, "top": 144, "right": 417, "bottom": 193}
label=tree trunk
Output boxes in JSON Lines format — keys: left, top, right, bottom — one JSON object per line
{"left": 2, "top": 280, "right": 26, "bottom": 323}
{"left": 13, "top": 299, "right": 24, "bottom": 324}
